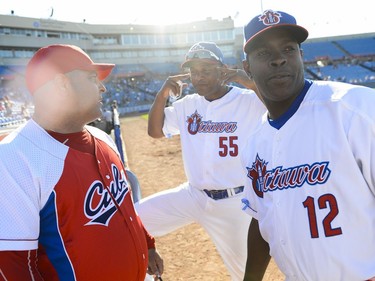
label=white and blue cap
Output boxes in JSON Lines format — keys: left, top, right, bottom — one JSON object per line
{"left": 243, "top": 10, "right": 308, "bottom": 53}
{"left": 181, "top": 41, "right": 224, "bottom": 68}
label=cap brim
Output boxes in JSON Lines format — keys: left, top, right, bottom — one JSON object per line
{"left": 244, "top": 24, "right": 308, "bottom": 53}
{"left": 92, "top": 63, "right": 115, "bottom": 80}
{"left": 181, "top": 59, "right": 222, "bottom": 68}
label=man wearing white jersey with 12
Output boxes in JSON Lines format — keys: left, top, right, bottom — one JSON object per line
{"left": 240, "top": 9, "right": 375, "bottom": 281}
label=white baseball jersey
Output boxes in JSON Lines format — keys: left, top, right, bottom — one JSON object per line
{"left": 242, "top": 80, "right": 375, "bottom": 280}
{"left": 136, "top": 86, "right": 266, "bottom": 281}
{"left": 163, "top": 86, "right": 266, "bottom": 190}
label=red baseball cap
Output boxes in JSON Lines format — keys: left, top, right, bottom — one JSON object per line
{"left": 26, "top": 44, "right": 115, "bottom": 94}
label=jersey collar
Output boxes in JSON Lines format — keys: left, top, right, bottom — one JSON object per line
{"left": 268, "top": 79, "right": 313, "bottom": 129}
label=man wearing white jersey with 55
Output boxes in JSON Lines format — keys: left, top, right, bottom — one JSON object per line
{"left": 135, "top": 42, "right": 266, "bottom": 280}
{"left": 240, "top": 10, "right": 375, "bottom": 281}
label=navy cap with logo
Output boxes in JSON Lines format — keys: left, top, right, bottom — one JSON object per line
{"left": 243, "top": 10, "right": 309, "bottom": 53}
{"left": 181, "top": 42, "right": 224, "bottom": 68}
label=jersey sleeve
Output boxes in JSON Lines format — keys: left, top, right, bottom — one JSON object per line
{"left": 162, "top": 105, "right": 180, "bottom": 137}
{"left": 0, "top": 122, "right": 68, "bottom": 251}
{"left": 346, "top": 95, "right": 375, "bottom": 195}
{"left": 0, "top": 149, "right": 41, "bottom": 251}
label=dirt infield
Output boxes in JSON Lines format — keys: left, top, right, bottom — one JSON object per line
{"left": 121, "top": 115, "right": 284, "bottom": 281}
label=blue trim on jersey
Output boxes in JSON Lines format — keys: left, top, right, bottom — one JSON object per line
{"left": 39, "top": 191, "right": 76, "bottom": 280}
{"left": 269, "top": 79, "right": 313, "bottom": 129}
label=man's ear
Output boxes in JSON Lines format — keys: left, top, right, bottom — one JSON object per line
{"left": 54, "top": 73, "right": 70, "bottom": 94}
{"left": 218, "top": 64, "right": 228, "bottom": 78}
{"left": 242, "top": 59, "right": 252, "bottom": 78}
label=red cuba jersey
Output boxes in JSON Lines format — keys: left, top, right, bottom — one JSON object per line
{"left": 0, "top": 120, "right": 151, "bottom": 281}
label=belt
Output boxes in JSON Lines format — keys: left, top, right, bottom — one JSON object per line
{"left": 203, "top": 186, "right": 244, "bottom": 200}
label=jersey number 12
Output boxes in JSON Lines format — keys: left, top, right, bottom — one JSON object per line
{"left": 303, "top": 194, "right": 343, "bottom": 238}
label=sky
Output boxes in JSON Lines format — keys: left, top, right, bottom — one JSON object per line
{"left": 1, "top": 0, "right": 374, "bottom": 39}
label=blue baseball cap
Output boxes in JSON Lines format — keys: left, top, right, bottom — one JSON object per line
{"left": 181, "top": 41, "right": 224, "bottom": 68}
{"left": 243, "top": 10, "right": 308, "bottom": 53}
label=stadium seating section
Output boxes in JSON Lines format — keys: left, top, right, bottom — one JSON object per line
{"left": 0, "top": 35, "right": 374, "bottom": 122}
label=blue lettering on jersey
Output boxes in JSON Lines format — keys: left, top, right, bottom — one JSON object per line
{"left": 186, "top": 110, "right": 237, "bottom": 135}
{"left": 84, "top": 164, "right": 129, "bottom": 226}
{"left": 246, "top": 154, "right": 331, "bottom": 198}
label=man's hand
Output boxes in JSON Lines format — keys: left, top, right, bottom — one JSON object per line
{"left": 158, "top": 73, "right": 190, "bottom": 98}
{"left": 147, "top": 248, "right": 164, "bottom": 280}
{"left": 220, "top": 67, "right": 258, "bottom": 93}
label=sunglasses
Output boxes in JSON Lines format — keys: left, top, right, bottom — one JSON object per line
{"left": 185, "top": 49, "right": 221, "bottom": 62}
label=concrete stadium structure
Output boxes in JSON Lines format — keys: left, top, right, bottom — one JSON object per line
{"left": 1, "top": 13, "right": 374, "bottom": 77}
{"left": 0, "top": 13, "right": 374, "bottom": 118}
{"left": 0, "top": 14, "right": 243, "bottom": 71}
